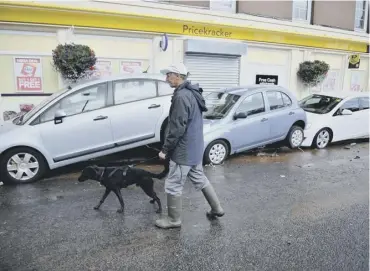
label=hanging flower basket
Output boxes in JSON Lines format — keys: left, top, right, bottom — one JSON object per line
{"left": 297, "top": 60, "right": 330, "bottom": 87}
{"left": 52, "top": 43, "right": 97, "bottom": 84}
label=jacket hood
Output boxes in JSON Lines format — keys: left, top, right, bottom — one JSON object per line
{"left": 178, "top": 81, "right": 208, "bottom": 112}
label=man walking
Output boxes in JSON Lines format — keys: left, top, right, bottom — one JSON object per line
{"left": 156, "top": 63, "right": 224, "bottom": 229}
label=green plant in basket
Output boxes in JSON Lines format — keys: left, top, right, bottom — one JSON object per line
{"left": 297, "top": 60, "right": 330, "bottom": 87}
{"left": 52, "top": 43, "right": 97, "bottom": 83}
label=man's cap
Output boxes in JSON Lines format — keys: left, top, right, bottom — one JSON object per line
{"left": 160, "top": 63, "right": 189, "bottom": 76}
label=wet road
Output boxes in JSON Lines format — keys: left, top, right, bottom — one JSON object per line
{"left": 0, "top": 142, "right": 369, "bottom": 271}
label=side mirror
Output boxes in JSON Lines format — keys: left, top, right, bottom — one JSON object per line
{"left": 341, "top": 109, "right": 353, "bottom": 115}
{"left": 54, "top": 109, "right": 67, "bottom": 124}
{"left": 233, "top": 112, "right": 247, "bottom": 120}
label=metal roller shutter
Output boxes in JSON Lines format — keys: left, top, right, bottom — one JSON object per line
{"left": 184, "top": 54, "right": 240, "bottom": 91}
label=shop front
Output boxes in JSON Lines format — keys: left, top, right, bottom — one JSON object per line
{"left": 0, "top": 1, "right": 369, "bottom": 121}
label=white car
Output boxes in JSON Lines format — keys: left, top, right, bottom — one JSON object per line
{"left": 0, "top": 74, "right": 175, "bottom": 185}
{"left": 300, "top": 92, "right": 369, "bottom": 149}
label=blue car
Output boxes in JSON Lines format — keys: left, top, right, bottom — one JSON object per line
{"left": 202, "top": 85, "right": 307, "bottom": 165}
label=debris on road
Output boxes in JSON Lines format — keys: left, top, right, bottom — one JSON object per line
{"left": 344, "top": 143, "right": 357, "bottom": 149}
{"left": 0, "top": 182, "right": 3, "bottom": 186}
{"left": 354, "top": 156, "right": 360, "bottom": 159}
{"left": 280, "top": 175, "right": 286, "bottom": 178}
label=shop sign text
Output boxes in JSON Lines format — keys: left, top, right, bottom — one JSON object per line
{"left": 182, "top": 25, "right": 232, "bottom": 38}
{"left": 255, "top": 74, "right": 278, "bottom": 85}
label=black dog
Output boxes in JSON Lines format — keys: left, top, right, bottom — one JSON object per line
{"left": 78, "top": 161, "right": 169, "bottom": 214}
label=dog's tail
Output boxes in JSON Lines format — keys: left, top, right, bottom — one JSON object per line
{"left": 149, "top": 159, "right": 170, "bottom": 179}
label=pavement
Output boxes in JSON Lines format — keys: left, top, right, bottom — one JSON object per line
{"left": 0, "top": 141, "right": 369, "bottom": 271}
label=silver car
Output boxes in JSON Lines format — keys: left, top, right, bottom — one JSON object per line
{"left": 202, "top": 85, "right": 307, "bottom": 165}
{"left": 0, "top": 74, "right": 174, "bottom": 184}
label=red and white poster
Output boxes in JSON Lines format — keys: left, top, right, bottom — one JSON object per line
{"left": 91, "top": 59, "right": 112, "bottom": 78}
{"left": 119, "top": 60, "right": 143, "bottom": 74}
{"left": 14, "top": 57, "right": 43, "bottom": 92}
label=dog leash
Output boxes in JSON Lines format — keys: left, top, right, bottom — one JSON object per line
{"left": 130, "top": 155, "right": 159, "bottom": 167}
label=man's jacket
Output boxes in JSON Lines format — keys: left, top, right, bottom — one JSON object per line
{"left": 161, "top": 80, "right": 208, "bottom": 166}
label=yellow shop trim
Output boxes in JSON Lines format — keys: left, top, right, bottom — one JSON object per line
{"left": 0, "top": 3, "right": 367, "bottom": 52}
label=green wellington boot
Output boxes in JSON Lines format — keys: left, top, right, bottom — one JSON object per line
{"left": 201, "top": 184, "right": 225, "bottom": 218}
{"left": 155, "top": 194, "right": 182, "bottom": 229}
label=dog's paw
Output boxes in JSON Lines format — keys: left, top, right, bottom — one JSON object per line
{"left": 156, "top": 209, "right": 162, "bottom": 214}
{"left": 93, "top": 206, "right": 100, "bottom": 210}
{"left": 149, "top": 199, "right": 155, "bottom": 204}
{"left": 117, "top": 208, "right": 124, "bottom": 213}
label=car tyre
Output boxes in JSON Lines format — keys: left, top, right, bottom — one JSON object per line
{"left": 312, "top": 128, "right": 331, "bottom": 149}
{"left": 204, "top": 140, "right": 229, "bottom": 165}
{"left": 286, "top": 125, "right": 304, "bottom": 149}
{"left": 0, "top": 147, "right": 47, "bottom": 185}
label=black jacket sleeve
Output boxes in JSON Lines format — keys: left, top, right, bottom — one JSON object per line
{"left": 161, "top": 95, "right": 189, "bottom": 155}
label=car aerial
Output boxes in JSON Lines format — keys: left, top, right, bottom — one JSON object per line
{"left": 0, "top": 74, "right": 176, "bottom": 185}
{"left": 201, "top": 85, "right": 307, "bottom": 165}
{"left": 299, "top": 91, "right": 369, "bottom": 149}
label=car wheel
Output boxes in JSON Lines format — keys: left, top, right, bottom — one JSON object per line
{"left": 204, "top": 140, "right": 229, "bottom": 165}
{"left": 0, "top": 147, "right": 47, "bottom": 185}
{"left": 286, "top": 125, "right": 304, "bottom": 149}
{"left": 313, "top": 128, "right": 331, "bottom": 149}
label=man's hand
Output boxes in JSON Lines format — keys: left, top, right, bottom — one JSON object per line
{"left": 158, "top": 151, "right": 166, "bottom": 160}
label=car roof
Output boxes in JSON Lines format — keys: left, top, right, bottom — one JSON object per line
{"left": 69, "top": 73, "right": 167, "bottom": 89}
{"left": 207, "top": 85, "right": 290, "bottom": 95}
{"left": 308, "top": 91, "right": 370, "bottom": 99}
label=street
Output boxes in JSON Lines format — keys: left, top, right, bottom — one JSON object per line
{"left": 0, "top": 141, "right": 369, "bottom": 271}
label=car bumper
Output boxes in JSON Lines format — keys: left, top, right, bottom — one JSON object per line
{"left": 301, "top": 128, "right": 316, "bottom": 147}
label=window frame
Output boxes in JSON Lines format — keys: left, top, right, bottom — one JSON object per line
{"left": 31, "top": 82, "right": 109, "bottom": 125}
{"left": 112, "top": 78, "right": 159, "bottom": 106}
{"left": 354, "top": 0, "right": 369, "bottom": 32}
{"left": 292, "top": 0, "right": 312, "bottom": 24}
{"left": 157, "top": 80, "right": 175, "bottom": 97}
{"left": 334, "top": 97, "right": 361, "bottom": 116}
{"left": 266, "top": 90, "right": 292, "bottom": 111}
{"left": 235, "top": 92, "right": 266, "bottom": 118}
{"left": 359, "top": 96, "right": 370, "bottom": 110}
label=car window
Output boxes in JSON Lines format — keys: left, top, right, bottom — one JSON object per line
{"left": 158, "top": 81, "right": 174, "bottom": 96}
{"left": 340, "top": 98, "right": 360, "bottom": 113}
{"left": 282, "top": 92, "right": 292, "bottom": 106}
{"left": 236, "top": 92, "right": 265, "bottom": 117}
{"left": 39, "top": 83, "right": 108, "bottom": 123}
{"left": 266, "top": 91, "right": 285, "bottom": 110}
{"left": 300, "top": 94, "right": 343, "bottom": 114}
{"left": 204, "top": 92, "right": 240, "bottom": 119}
{"left": 113, "top": 80, "right": 156, "bottom": 104}
{"left": 359, "top": 97, "right": 369, "bottom": 110}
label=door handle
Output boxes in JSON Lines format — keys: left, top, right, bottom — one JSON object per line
{"left": 148, "top": 104, "right": 161, "bottom": 109}
{"left": 261, "top": 118, "right": 268, "bottom": 122}
{"left": 93, "top": 115, "right": 108, "bottom": 121}
{"left": 289, "top": 111, "right": 295, "bottom": 115}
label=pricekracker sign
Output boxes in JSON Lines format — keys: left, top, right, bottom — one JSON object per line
{"left": 182, "top": 24, "right": 232, "bottom": 38}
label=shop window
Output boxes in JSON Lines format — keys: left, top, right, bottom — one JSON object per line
{"left": 355, "top": 0, "right": 369, "bottom": 31}
{"left": 292, "top": 0, "right": 312, "bottom": 23}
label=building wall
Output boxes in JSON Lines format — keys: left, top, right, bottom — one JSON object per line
{"left": 313, "top": 1, "right": 356, "bottom": 31}
{"left": 0, "top": 1, "right": 369, "bottom": 122}
{"left": 237, "top": 0, "right": 292, "bottom": 20}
